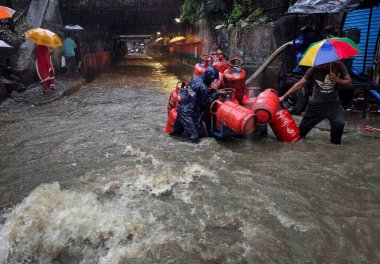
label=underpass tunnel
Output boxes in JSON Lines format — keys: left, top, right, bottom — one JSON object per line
{"left": 59, "top": 0, "right": 182, "bottom": 68}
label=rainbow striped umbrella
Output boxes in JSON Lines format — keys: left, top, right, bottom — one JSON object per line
{"left": 0, "top": 5, "right": 15, "bottom": 19}
{"left": 299, "top": 37, "right": 360, "bottom": 67}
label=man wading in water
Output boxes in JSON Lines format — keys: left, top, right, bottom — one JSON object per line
{"left": 171, "top": 66, "right": 219, "bottom": 143}
{"left": 279, "top": 61, "right": 352, "bottom": 144}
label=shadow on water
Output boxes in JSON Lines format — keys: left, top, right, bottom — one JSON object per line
{"left": 0, "top": 55, "right": 380, "bottom": 263}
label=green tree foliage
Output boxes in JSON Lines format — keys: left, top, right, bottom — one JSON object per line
{"left": 180, "top": 0, "right": 268, "bottom": 26}
{"left": 248, "top": 7, "right": 266, "bottom": 22}
{"left": 180, "top": 0, "right": 203, "bottom": 22}
{"left": 228, "top": 3, "right": 244, "bottom": 24}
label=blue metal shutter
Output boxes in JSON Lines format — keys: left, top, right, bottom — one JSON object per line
{"left": 343, "top": 6, "right": 380, "bottom": 74}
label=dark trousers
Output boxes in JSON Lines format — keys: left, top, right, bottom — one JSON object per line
{"left": 299, "top": 101, "right": 345, "bottom": 144}
{"left": 171, "top": 112, "right": 200, "bottom": 143}
{"left": 65, "top": 56, "right": 76, "bottom": 76}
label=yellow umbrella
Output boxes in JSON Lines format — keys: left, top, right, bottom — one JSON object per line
{"left": 169, "top": 36, "right": 185, "bottom": 44}
{"left": 25, "top": 28, "right": 62, "bottom": 48}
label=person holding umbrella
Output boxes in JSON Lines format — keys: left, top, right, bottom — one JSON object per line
{"left": 25, "top": 28, "right": 63, "bottom": 94}
{"left": 279, "top": 37, "right": 360, "bottom": 144}
{"left": 34, "top": 44, "right": 55, "bottom": 93}
{"left": 64, "top": 25, "right": 84, "bottom": 74}
{"left": 63, "top": 32, "right": 77, "bottom": 77}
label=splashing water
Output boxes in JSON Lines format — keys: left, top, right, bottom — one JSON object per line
{"left": 1, "top": 55, "right": 380, "bottom": 263}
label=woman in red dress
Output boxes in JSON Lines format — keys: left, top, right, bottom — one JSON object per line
{"left": 35, "top": 45, "right": 55, "bottom": 93}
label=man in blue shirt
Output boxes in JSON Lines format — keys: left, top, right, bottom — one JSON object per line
{"left": 63, "top": 32, "right": 77, "bottom": 77}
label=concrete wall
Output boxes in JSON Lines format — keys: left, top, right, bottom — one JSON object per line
{"left": 228, "top": 25, "right": 277, "bottom": 67}
{"left": 191, "top": 19, "right": 213, "bottom": 54}
{"left": 214, "top": 15, "right": 311, "bottom": 88}
{"left": 42, "top": 0, "right": 63, "bottom": 72}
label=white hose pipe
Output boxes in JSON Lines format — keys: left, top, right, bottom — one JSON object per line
{"left": 245, "top": 41, "right": 294, "bottom": 85}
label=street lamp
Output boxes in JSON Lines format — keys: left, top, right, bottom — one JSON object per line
{"left": 175, "top": 18, "right": 182, "bottom": 23}
{"left": 157, "top": 32, "right": 161, "bottom": 35}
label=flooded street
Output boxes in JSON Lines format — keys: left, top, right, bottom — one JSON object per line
{"left": 1, "top": 55, "right": 380, "bottom": 263}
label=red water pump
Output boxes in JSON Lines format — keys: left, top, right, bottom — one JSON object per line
{"left": 194, "top": 54, "right": 214, "bottom": 77}
{"left": 212, "top": 53, "right": 228, "bottom": 73}
{"left": 269, "top": 109, "right": 300, "bottom": 143}
{"left": 211, "top": 95, "right": 256, "bottom": 134}
{"left": 223, "top": 58, "right": 246, "bottom": 101}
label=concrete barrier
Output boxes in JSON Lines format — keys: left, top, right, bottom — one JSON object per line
{"left": 83, "top": 51, "right": 111, "bottom": 82}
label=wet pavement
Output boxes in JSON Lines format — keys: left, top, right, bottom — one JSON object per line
{"left": 0, "top": 55, "right": 380, "bottom": 263}
{"left": 1, "top": 75, "right": 85, "bottom": 109}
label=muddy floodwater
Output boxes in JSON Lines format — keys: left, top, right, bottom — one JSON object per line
{"left": 1, "top": 55, "right": 380, "bottom": 263}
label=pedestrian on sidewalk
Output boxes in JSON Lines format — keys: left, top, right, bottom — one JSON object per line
{"left": 35, "top": 45, "right": 55, "bottom": 93}
{"left": 279, "top": 61, "right": 352, "bottom": 144}
{"left": 63, "top": 32, "right": 77, "bottom": 77}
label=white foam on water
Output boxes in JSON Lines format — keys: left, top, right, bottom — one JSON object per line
{"left": 241, "top": 241, "right": 252, "bottom": 257}
{"left": 266, "top": 205, "right": 311, "bottom": 233}
{"left": 125, "top": 163, "right": 216, "bottom": 196}
{"left": 0, "top": 145, "right": 223, "bottom": 263}
{"left": 0, "top": 183, "right": 146, "bottom": 264}
{"left": 195, "top": 138, "right": 215, "bottom": 148}
{"left": 122, "top": 145, "right": 160, "bottom": 168}
{"left": 120, "top": 145, "right": 220, "bottom": 196}
{"left": 234, "top": 169, "right": 252, "bottom": 175}
{"left": 211, "top": 153, "right": 223, "bottom": 162}
{"left": 173, "top": 188, "right": 197, "bottom": 205}
{"left": 251, "top": 188, "right": 313, "bottom": 233}
{"left": 100, "top": 180, "right": 122, "bottom": 194}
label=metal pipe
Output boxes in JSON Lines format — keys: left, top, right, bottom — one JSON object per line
{"left": 339, "top": 12, "right": 347, "bottom": 37}
{"left": 363, "top": 7, "right": 373, "bottom": 73}
{"left": 245, "top": 41, "right": 293, "bottom": 85}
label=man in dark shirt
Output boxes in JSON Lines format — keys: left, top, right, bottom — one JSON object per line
{"left": 279, "top": 61, "right": 352, "bottom": 144}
